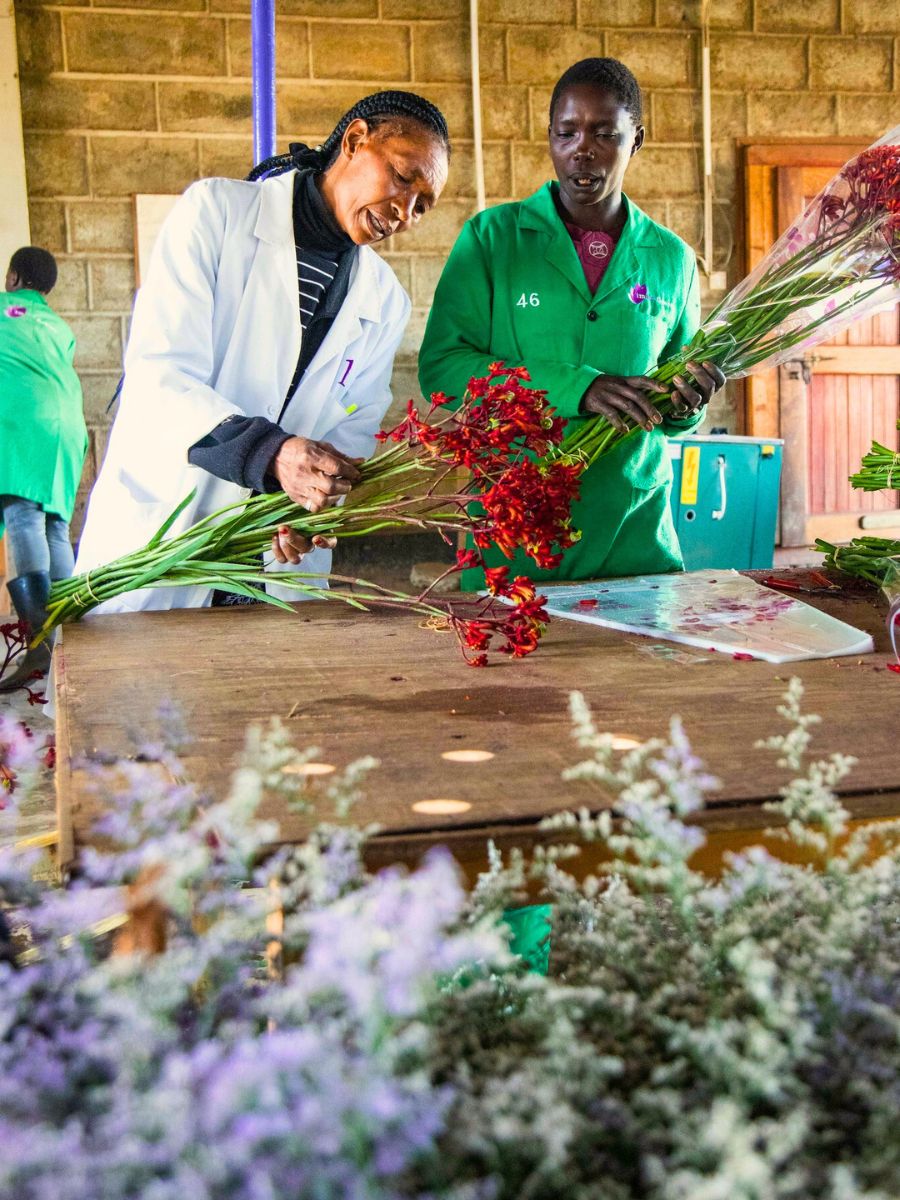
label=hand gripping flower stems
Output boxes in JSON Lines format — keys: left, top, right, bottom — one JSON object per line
{"left": 41, "top": 365, "right": 583, "bottom": 666}
{"left": 561, "top": 126, "right": 900, "bottom": 469}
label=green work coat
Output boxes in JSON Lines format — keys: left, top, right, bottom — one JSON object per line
{"left": 0, "top": 290, "right": 87, "bottom": 534}
{"left": 418, "top": 183, "right": 703, "bottom": 584}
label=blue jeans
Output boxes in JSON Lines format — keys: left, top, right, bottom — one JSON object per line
{"left": 1, "top": 495, "right": 75, "bottom": 581}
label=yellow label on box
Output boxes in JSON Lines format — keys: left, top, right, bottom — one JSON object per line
{"left": 761, "top": 443, "right": 775, "bottom": 457}
{"left": 680, "top": 446, "right": 700, "bottom": 505}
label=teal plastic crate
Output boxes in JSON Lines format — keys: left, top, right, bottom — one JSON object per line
{"left": 668, "top": 435, "right": 784, "bottom": 571}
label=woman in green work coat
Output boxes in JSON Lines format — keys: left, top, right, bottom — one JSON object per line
{"left": 419, "top": 57, "right": 725, "bottom": 584}
{"left": 0, "top": 246, "right": 87, "bottom": 689}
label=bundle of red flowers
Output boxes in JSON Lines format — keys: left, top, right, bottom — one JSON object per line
{"left": 41, "top": 365, "right": 582, "bottom": 668}
{"left": 840, "top": 140, "right": 900, "bottom": 239}
{"left": 372, "top": 361, "right": 583, "bottom": 663}
{"left": 377, "top": 361, "right": 581, "bottom": 564}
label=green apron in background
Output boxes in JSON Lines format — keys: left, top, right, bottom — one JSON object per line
{"left": 0, "top": 289, "right": 87, "bottom": 535}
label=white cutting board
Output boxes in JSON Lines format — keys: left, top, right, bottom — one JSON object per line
{"left": 533, "top": 570, "right": 873, "bottom": 663}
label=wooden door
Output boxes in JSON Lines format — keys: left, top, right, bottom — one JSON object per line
{"left": 744, "top": 144, "right": 900, "bottom": 546}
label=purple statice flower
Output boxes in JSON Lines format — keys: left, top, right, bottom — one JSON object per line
{"left": 291, "top": 849, "right": 506, "bottom": 1026}
{"left": 0, "top": 944, "right": 119, "bottom": 1124}
{"left": 4, "top": 684, "right": 900, "bottom": 1200}
{"left": 628, "top": 283, "right": 648, "bottom": 305}
{"left": 90, "top": 1028, "right": 456, "bottom": 1198}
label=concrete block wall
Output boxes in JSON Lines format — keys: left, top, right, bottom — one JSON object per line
{"left": 13, "top": 0, "right": 900, "bottom": 532}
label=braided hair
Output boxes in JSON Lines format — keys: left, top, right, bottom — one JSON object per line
{"left": 549, "top": 58, "right": 643, "bottom": 126}
{"left": 247, "top": 90, "right": 450, "bottom": 182}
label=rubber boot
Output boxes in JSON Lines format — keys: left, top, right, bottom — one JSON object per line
{"left": 0, "top": 571, "right": 52, "bottom": 693}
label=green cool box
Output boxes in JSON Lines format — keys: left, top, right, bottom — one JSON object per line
{"left": 668, "top": 434, "right": 784, "bottom": 571}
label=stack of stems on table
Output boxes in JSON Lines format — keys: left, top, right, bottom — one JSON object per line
{"left": 849, "top": 425, "right": 900, "bottom": 492}
{"left": 816, "top": 536, "right": 900, "bottom": 588}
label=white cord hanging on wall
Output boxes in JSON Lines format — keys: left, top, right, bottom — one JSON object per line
{"left": 700, "top": 0, "right": 715, "bottom": 279}
{"left": 699, "top": 0, "right": 728, "bottom": 287}
{"left": 469, "top": 0, "right": 486, "bottom": 213}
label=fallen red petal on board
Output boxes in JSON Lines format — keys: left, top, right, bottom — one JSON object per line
{"left": 808, "top": 570, "right": 835, "bottom": 590}
{"left": 732, "top": 652, "right": 755, "bottom": 661}
{"left": 576, "top": 598, "right": 599, "bottom": 609}
{"left": 887, "top": 662, "right": 900, "bottom": 674}
{"left": 762, "top": 576, "right": 802, "bottom": 592}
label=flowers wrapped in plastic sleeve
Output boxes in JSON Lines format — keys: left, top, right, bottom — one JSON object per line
{"left": 883, "top": 558, "right": 900, "bottom": 663}
{"left": 564, "top": 125, "right": 900, "bottom": 465}
{"left": 692, "top": 124, "right": 900, "bottom": 379}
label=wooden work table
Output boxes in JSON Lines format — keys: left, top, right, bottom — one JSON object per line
{"left": 54, "top": 572, "right": 899, "bottom": 875}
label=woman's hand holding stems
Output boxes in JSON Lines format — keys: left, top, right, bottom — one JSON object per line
{"left": 580, "top": 359, "right": 726, "bottom": 433}
{"left": 269, "top": 436, "right": 360, "bottom": 563}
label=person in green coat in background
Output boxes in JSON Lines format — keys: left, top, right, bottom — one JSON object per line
{"left": 419, "top": 57, "right": 726, "bottom": 588}
{"left": 0, "top": 246, "right": 87, "bottom": 691}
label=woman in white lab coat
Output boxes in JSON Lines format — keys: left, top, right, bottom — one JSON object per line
{"left": 76, "top": 90, "right": 450, "bottom": 613}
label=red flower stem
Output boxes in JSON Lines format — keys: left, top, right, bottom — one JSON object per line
{"left": 412, "top": 561, "right": 464, "bottom": 604}
{"left": 0, "top": 627, "right": 26, "bottom": 678}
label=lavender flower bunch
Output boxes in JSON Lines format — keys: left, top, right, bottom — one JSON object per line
{"left": 1, "top": 685, "right": 898, "bottom": 1200}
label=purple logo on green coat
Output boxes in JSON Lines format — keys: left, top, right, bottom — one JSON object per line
{"left": 628, "top": 285, "right": 648, "bottom": 305}
{"left": 4, "top": 305, "right": 26, "bottom": 318}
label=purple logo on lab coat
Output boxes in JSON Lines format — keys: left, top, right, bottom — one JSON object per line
{"left": 4, "top": 305, "right": 27, "bottom": 318}
{"left": 628, "top": 284, "right": 648, "bottom": 305}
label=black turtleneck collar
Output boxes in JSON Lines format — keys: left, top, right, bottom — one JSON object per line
{"left": 292, "top": 169, "right": 354, "bottom": 256}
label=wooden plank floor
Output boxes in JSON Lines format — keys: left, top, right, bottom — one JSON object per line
{"left": 55, "top": 572, "right": 899, "bottom": 872}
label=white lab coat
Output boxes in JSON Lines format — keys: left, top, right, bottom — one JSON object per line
{"left": 76, "top": 170, "right": 410, "bottom": 612}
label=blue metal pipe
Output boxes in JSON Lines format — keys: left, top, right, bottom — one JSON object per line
{"left": 251, "top": 0, "right": 276, "bottom": 165}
